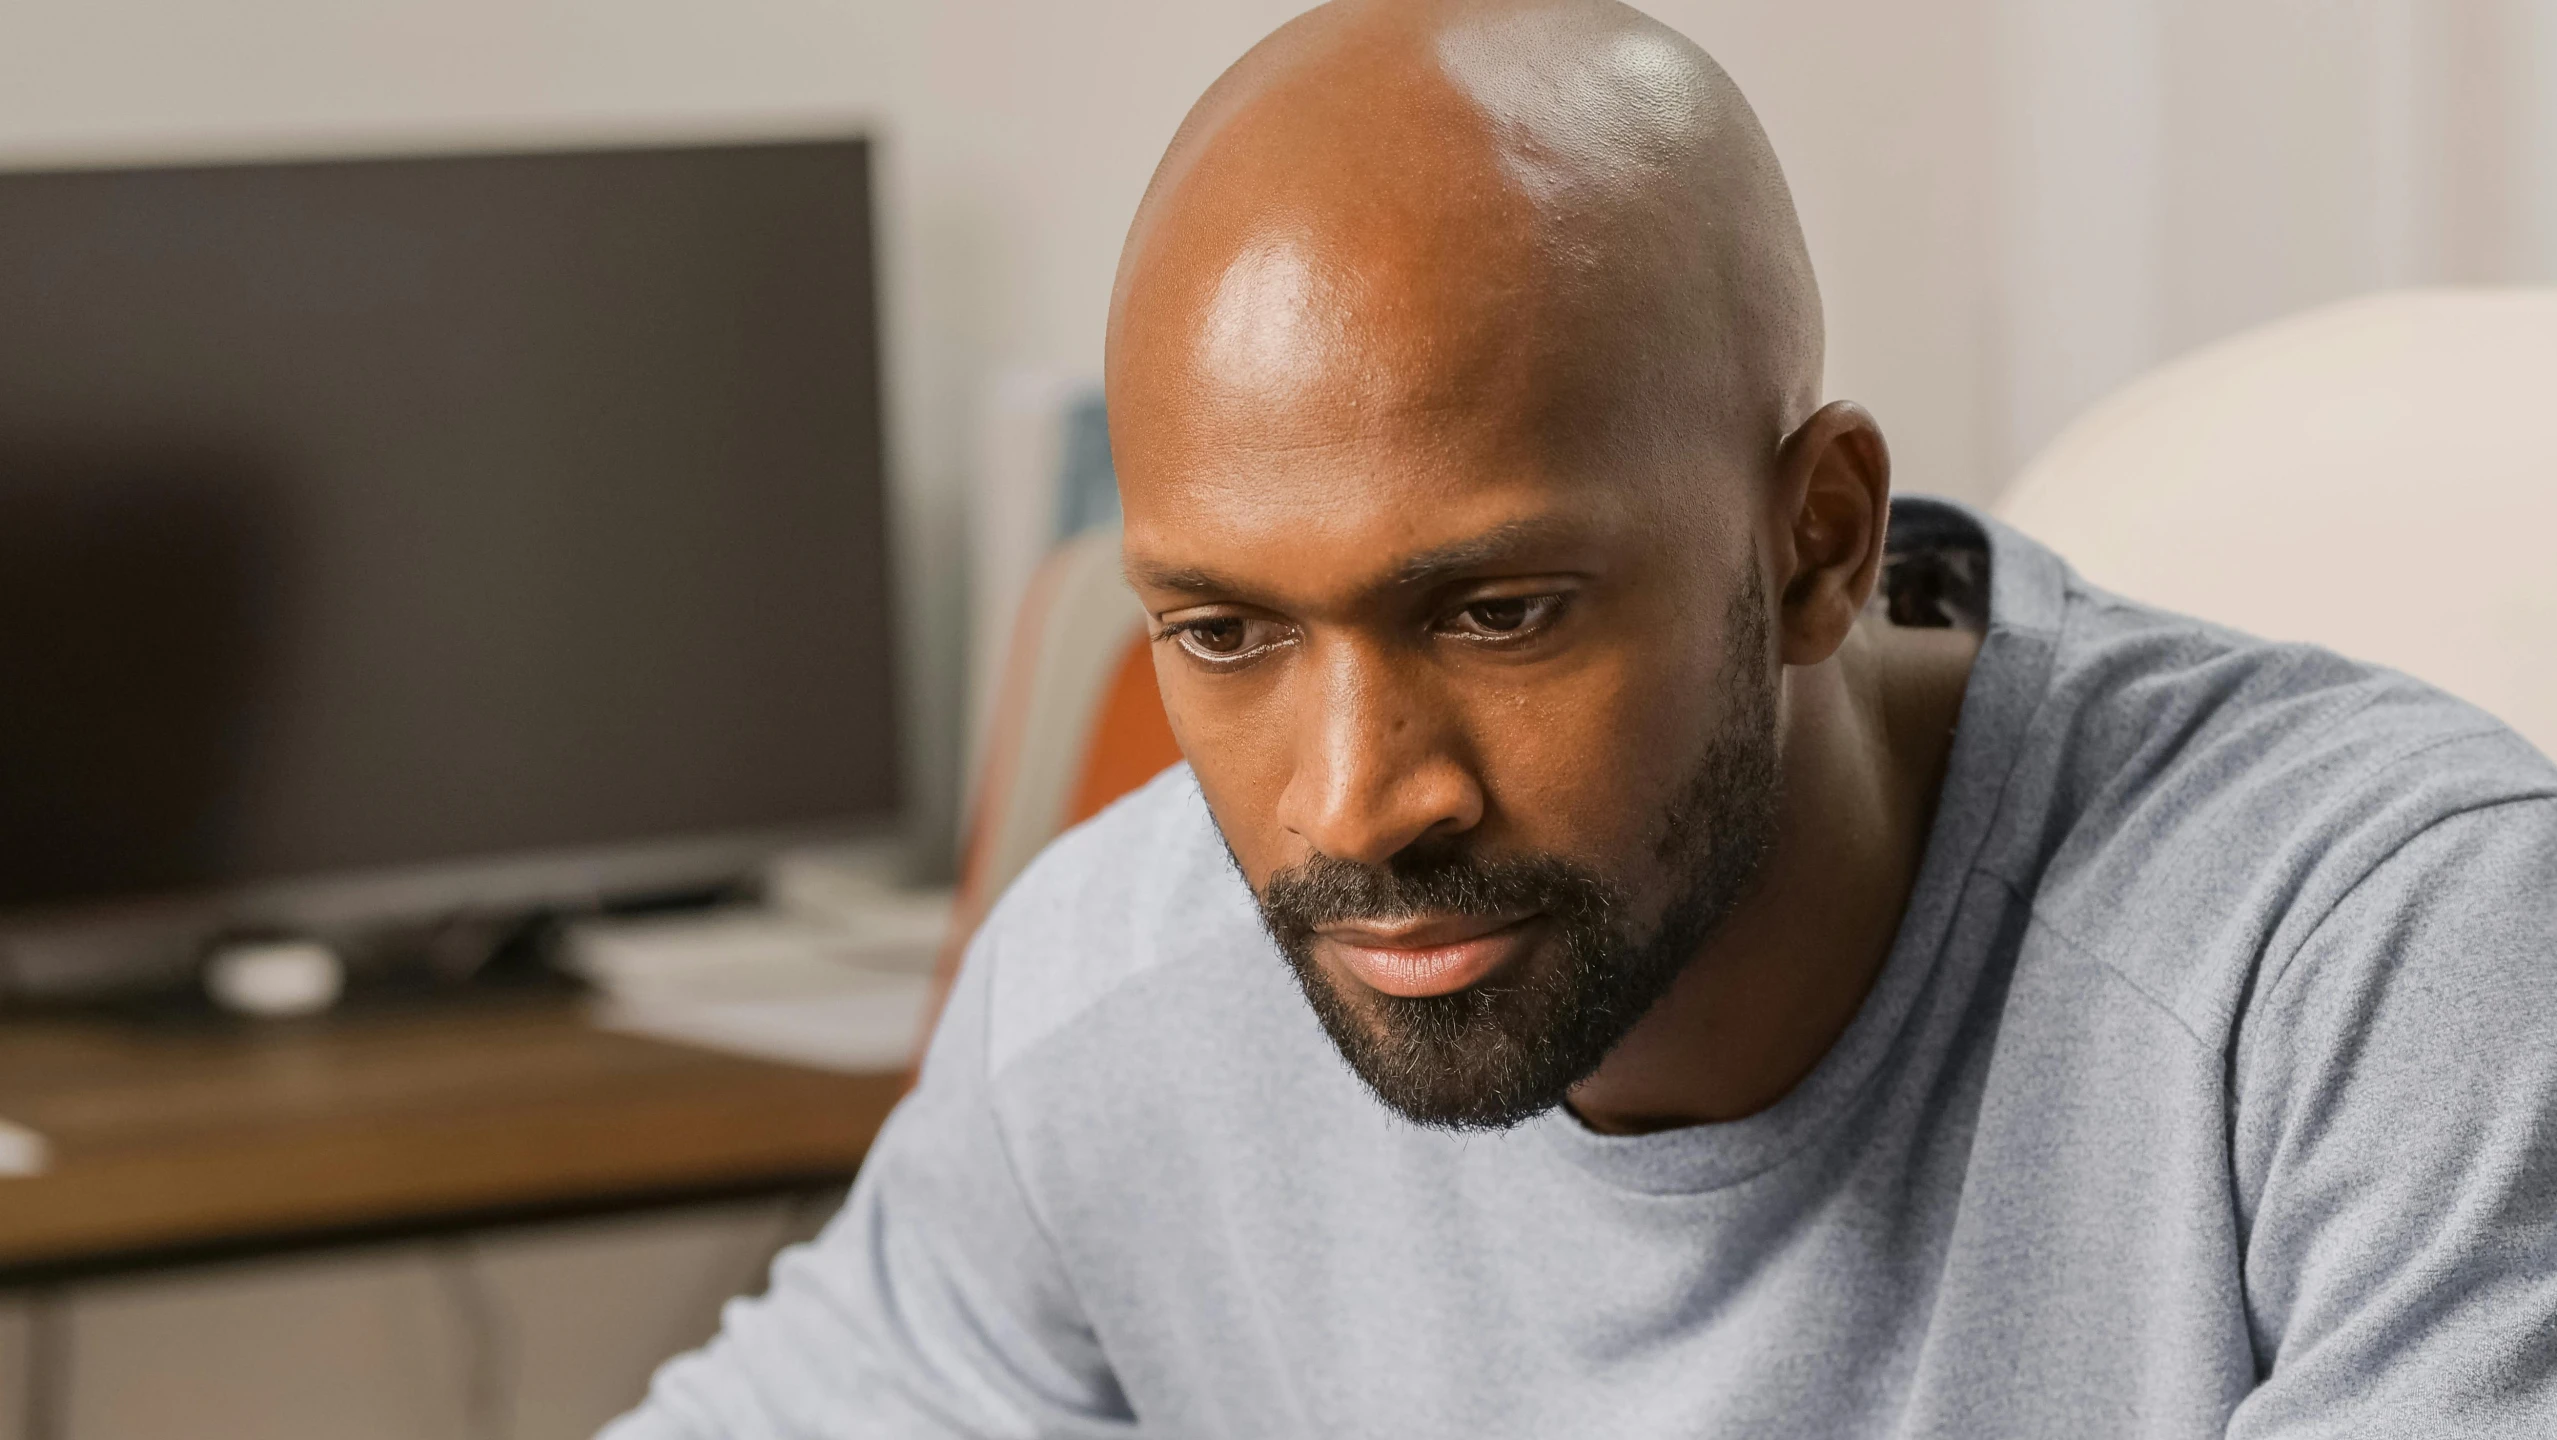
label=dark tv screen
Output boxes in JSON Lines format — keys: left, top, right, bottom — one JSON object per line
{"left": 0, "top": 138, "right": 897, "bottom": 912}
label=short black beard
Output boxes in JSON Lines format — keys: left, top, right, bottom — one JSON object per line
{"left": 1248, "top": 579, "right": 1782, "bottom": 1131}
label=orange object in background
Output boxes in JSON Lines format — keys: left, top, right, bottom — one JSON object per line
{"left": 1065, "top": 636, "right": 1184, "bottom": 828}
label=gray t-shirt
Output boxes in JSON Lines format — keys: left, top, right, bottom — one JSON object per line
{"left": 608, "top": 499, "right": 2557, "bottom": 1438}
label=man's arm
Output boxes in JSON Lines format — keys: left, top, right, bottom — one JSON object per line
{"left": 601, "top": 930, "right": 1135, "bottom": 1440}
{"left": 2228, "top": 796, "right": 2557, "bottom": 1437}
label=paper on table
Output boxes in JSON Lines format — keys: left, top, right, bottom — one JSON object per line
{"left": 592, "top": 971, "right": 934, "bottom": 1075}
{"left": 569, "top": 908, "right": 940, "bottom": 1074}
{"left": 0, "top": 1117, "right": 49, "bottom": 1177}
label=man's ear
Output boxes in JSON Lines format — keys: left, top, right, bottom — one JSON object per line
{"left": 1769, "top": 400, "right": 1891, "bottom": 668}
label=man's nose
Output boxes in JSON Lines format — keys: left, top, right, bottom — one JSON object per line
{"left": 1273, "top": 643, "right": 1483, "bottom": 868}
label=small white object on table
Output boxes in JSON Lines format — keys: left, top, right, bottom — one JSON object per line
{"left": 0, "top": 1115, "right": 48, "bottom": 1177}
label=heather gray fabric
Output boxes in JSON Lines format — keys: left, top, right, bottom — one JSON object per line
{"left": 606, "top": 499, "right": 2557, "bottom": 1438}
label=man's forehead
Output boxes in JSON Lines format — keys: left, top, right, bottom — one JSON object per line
{"left": 1113, "top": 330, "right": 1738, "bottom": 612}
{"left": 1112, "top": 170, "right": 1549, "bottom": 450}
{"left": 1178, "top": 233, "right": 1537, "bottom": 417}
{"left": 1108, "top": 195, "right": 1623, "bottom": 529}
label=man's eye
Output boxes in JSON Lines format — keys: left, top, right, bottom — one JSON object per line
{"left": 1168, "top": 616, "right": 1285, "bottom": 663}
{"left": 1444, "top": 594, "right": 1565, "bottom": 640}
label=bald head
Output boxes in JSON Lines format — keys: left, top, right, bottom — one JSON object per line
{"left": 1107, "top": 0, "right": 1823, "bottom": 477}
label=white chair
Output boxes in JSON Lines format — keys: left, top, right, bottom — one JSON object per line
{"left": 1997, "top": 288, "right": 2557, "bottom": 759}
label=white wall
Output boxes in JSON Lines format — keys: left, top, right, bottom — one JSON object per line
{"left": 1997, "top": 0, "right": 2557, "bottom": 481}
{"left": 4, "top": 0, "right": 2550, "bottom": 853}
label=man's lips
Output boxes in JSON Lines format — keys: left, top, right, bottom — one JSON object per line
{"left": 1315, "top": 912, "right": 1543, "bottom": 998}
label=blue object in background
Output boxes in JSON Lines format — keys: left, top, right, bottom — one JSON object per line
{"left": 1056, "top": 393, "right": 1121, "bottom": 539}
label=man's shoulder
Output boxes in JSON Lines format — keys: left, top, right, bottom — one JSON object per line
{"left": 2001, "top": 579, "right": 2557, "bottom": 1035}
{"left": 967, "top": 764, "right": 1273, "bottom": 1081}
{"left": 2039, "top": 579, "right": 2556, "bottom": 836}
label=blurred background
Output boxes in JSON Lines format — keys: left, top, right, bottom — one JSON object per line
{"left": 1, "top": 1, "right": 2554, "bottom": 1436}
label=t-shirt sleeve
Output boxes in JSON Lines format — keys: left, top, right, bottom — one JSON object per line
{"left": 2226, "top": 796, "right": 2557, "bottom": 1438}
{"left": 598, "top": 928, "right": 1136, "bottom": 1440}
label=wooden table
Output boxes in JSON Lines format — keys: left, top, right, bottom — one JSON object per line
{"left": 0, "top": 997, "right": 903, "bottom": 1284}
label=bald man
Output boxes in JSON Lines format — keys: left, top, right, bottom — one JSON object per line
{"left": 610, "top": 3, "right": 2557, "bottom": 1436}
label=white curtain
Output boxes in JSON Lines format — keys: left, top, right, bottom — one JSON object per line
{"left": 1993, "top": 0, "right": 2557, "bottom": 478}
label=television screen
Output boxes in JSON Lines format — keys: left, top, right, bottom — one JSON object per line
{"left": 0, "top": 138, "right": 897, "bottom": 919}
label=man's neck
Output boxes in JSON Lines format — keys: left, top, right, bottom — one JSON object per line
{"left": 1565, "top": 614, "right": 1982, "bottom": 1134}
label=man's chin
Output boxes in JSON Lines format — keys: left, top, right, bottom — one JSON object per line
{"left": 1289, "top": 943, "right": 1592, "bottom": 1132}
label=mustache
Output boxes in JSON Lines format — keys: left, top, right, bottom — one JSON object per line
{"left": 1253, "top": 846, "right": 1621, "bottom": 941}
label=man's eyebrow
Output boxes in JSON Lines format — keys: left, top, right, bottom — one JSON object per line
{"left": 1121, "top": 558, "right": 1240, "bottom": 596}
{"left": 1386, "top": 519, "right": 1580, "bottom": 588}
